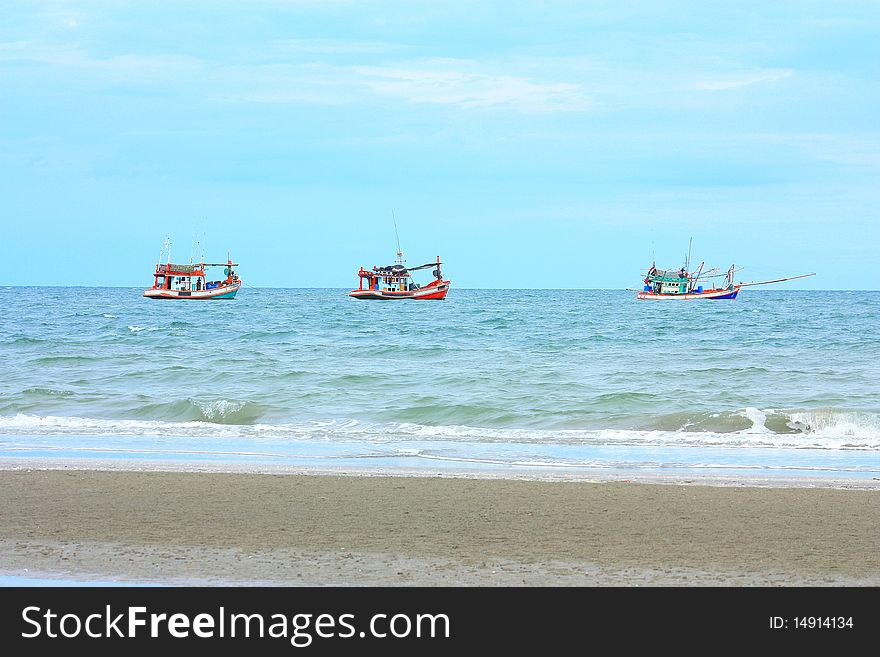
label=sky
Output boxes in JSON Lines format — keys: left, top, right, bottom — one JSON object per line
{"left": 1, "top": 1, "right": 878, "bottom": 288}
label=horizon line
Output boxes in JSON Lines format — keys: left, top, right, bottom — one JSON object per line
{"left": 0, "top": 285, "right": 865, "bottom": 292}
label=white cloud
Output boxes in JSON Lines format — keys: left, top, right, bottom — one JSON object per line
{"left": 694, "top": 69, "right": 794, "bottom": 90}
{"left": 2, "top": 40, "right": 587, "bottom": 112}
{"left": 351, "top": 64, "right": 589, "bottom": 112}
{"left": 222, "top": 59, "right": 590, "bottom": 112}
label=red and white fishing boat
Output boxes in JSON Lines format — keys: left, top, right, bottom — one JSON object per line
{"left": 350, "top": 255, "right": 450, "bottom": 300}
{"left": 349, "top": 216, "right": 450, "bottom": 300}
{"left": 143, "top": 239, "right": 241, "bottom": 300}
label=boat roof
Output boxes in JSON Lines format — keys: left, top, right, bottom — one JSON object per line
{"left": 649, "top": 267, "right": 688, "bottom": 279}
{"left": 158, "top": 263, "right": 201, "bottom": 274}
{"left": 370, "top": 261, "right": 440, "bottom": 276}
{"left": 158, "top": 262, "right": 238, "bottom": 274}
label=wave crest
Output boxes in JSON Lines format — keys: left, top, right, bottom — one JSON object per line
{"left": 0, "top": 407, "right": 878, "bottom": 450}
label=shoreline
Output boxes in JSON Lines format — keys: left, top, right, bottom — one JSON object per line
{"left": 2, "top": 456, "right": 879, "bottom": 490}
{"left": 1, "top": 469, "right": 878, "bottom": 586}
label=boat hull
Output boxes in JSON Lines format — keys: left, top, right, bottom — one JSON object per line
{"left": 143, "top": 282, "right": 241, "bottom": 300}
{"left": 350, "top": 282, "right": 450, "bottom": 300}
{"left": 637, "top": 286, "right": 740, "bottom": 300}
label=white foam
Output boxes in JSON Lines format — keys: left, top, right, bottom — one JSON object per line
{"left": 739, "top": 407, "right": 770, "bottom": 434}
{"left": 0, "top": 412, "right": 877, "bottom": 450}
{"left": 0, "top": 414, "right": 260, "bottom": 439}
{"left": 195, "top": 399, "right": 246, "bottom": 420}
{"left": 787, "top": 409, "right": 880, "bottom": 440}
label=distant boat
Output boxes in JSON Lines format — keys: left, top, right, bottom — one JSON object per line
{"left": 349, "top": 212, "right": 450, "bottom": 300}
{"left": 350, "top": 255, "right": 450, "bottom": 300}
{"left": 636, "top": 263, "right": 742, "bottom": 300}
{"left": 143, "top": 238, "right": 241, "bottom": 300}
{"left": 632, "top": 240, "right": 814, "bottom": 300}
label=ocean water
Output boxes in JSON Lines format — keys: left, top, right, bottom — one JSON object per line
{"left": 1, "top": 287, "right": 878, "bottom": 482}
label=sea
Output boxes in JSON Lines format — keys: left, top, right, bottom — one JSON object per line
{"left": 1, "top": 287, "right": 878, "bottom": 484}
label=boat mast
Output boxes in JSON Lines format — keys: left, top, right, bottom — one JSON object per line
{"left": 193, "top": 222, "right": 206, "bottom": 267}
{"left": 159, "top": 236, "right": 172, "bottom": 266}
{"left": 392, "top": 210, "right": 404, "bottom": 266}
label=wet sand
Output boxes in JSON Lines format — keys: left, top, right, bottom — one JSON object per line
{"left": 1, "top": 469, "right": 878, "bottom": 585}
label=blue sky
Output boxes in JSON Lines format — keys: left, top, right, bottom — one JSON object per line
{"left": 2, "top": 1, "right": 878, "bottom": 288}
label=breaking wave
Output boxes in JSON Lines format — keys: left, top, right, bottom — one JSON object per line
{"left": 126, "top": 399, "right": 270, "bottom": 425}
{"left": 0, "top": 407, "right": 878, "bottom": 450}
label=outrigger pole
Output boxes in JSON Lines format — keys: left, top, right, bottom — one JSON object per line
{"left": 738, "top": 272, "right": 816, "bottom": 288}
{"left": 689, "top": 261, "right": 705, "bottom": 292}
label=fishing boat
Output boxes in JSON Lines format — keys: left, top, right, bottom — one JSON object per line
{"left": 637, "top": 263, "right": 743, "bottom": 300}
{"left": 143, "top": 239, "right": 241, "bottom": 300}
{"left": 632, "top": 241, "right": 814, "bottom": 300}
{"left": 349, "top": 214, "right": 450, "bottom": 300}
{"left": 350, "top": 255, "right": 450, "bottom": 300}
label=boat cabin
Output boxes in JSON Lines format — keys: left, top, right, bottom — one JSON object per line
{"left": 356, "top": 259, "right": 429, "bottom": 293}
{"left": 644, "top": 267, "right": 702, "bottom": 296}
{"left": 380, "top": 275, "right": 414, "bottom": 292}
{"left": 151, "top": 262, "right": 238, "bottom": 293}
{"left": 357, "top": 269, "right": 419, "bottom": 293}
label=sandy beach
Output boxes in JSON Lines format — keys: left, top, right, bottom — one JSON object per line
{"left": 1, "top": 468, "right": 878, "bottom": 585}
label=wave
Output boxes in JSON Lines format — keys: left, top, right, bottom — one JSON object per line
{"left": 19, "top": 387, "right": 75, "bottom": 398}
{"left": 126, "top": 399, "right": 270, "bottom": 425}
{"left": 4, "top": 336, "right": 48, "bottom": 345}
{"left": 127, "top": 325, "right": 158, "bottom": 333}
{"left": 388, "top": 403, "right": 525, "bottom": 427}
{"left": 30, "top": 355, "right": 99, "bottom": 365}
{"left": 0, "top": 397, "right": 269, "bottom": 426}
{"left": 192, "top": 399, "right": 265, "bottom": 424}
{"left": 0, "top": 407, "right": 878, "bottom": 450}
{"left": 641, "top": 407, "right": 880, "bottom": 440}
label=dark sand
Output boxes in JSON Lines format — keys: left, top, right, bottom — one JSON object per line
{"left": 1, "top": 469, "right": 878, "bottom": 585}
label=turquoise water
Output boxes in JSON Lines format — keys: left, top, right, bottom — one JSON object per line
{"left": 1, "top": 287, "right": 878, "bottom": 480}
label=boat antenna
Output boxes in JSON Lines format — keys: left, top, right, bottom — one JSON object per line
{"left": 686, "top": 237, "right": 693, "bottom": 273}
{"left": 201, "top": 216, "right": 208, "bottom": 264}
{"left": 191, "top": 231, "right": 201, "bottom": 265}
{"left": 159, "top": 236, "right": 172, "bottom": 265}
{"left": 392, "top": 210, "right": 404, "bottom": 265}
